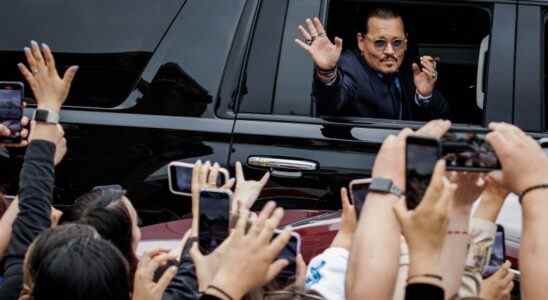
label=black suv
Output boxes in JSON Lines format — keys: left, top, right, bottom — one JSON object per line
{"left": 0, "top": 0, "right": 545, "bottom": 225}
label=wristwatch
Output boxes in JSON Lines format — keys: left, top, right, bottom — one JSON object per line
{"left": 33, "top": 108, "right": 60, "bottom": 124}
{"left": 369, "top": 177, "right": 404, "bottom": 198}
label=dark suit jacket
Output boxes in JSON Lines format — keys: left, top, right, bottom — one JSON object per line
{"left": 313, "top": 50, "right": 449, "bottom": 121}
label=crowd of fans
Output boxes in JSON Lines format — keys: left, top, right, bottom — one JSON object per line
{"left": 0, "top": 41, "right": 547, "bottom": 300}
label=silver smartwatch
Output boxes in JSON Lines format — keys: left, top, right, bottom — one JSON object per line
{"left": 33, "top": 109, "right": 60, "bottom": 124}
{"left": 369, "top": 177, "right": 404, "bottom": 198}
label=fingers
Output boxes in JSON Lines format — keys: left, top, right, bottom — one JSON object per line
{"left": 305, "top": 18, "right": 318, "bottom": 37}
{"left": 418, "top": 160, "right": 446, "bottom": 209}
{"left": 0, "top": 125, "right": 10, "bottom": 136}
{"left": 30, "top": 41, "right": 46, "bottom": 68}
{"left": 334, "top": 37, "right": 343, "bottom": 51}
{"left": 486, "top": 131, "right": 510, "bottom": 162}
{"left": 259, "top": 171, "right": 270, "bottom": 186}
{"left": 234, "top": 209, "right": 250, "bottom": 237}
{"left": 266, "top": 259, "right": 290, "bottom": 283}
{"left": 23, "top": 47, "right": 39, "bottom": 73}
{"left": 435, "top": 177, "right": 457, "bottom": 214}
{"left": 156, "top": 265, "right": 178, "bottom": 292}
{"left": 312, "top": 17, "right": 326, "bottom": 35}
{"left": 250, "top": 201, "right": 276, "bottom": 237}
{"left": 199, "top": 161, "right": 211, "bottom": 185}
{"left": 298, "top": 25, "right": 312, "bottom": 41}
{"left": 415, "top": 120, "right": 451, "bottom": 139}
{"left": 258, "top": 207, "right": 285, "bottom": 243}
{"left": 208, "top": 163, "right": 220, "bottom": 186}
{"left": 340, "top": 187, "right": 357, "bottom": 221}
{"left": 21, "top": 116, "right": 30, "bottom": 127}
{"left": 294, "top": 38, "right": 312, "bottom": 52}
{"left": 63, "top": 65, "right": 79, "bottom": 87}
{"left": 268, "top": 226, "right": 292, "bottom": 256}
{"left": 223, "top": 178, "right": 236, "bottom": 190}
{"left": 235, "top": 161, "right": 245, "bottom": 183}
{"left": 412, "top": 63, "right": 421, "bottom": 76}
{"left": 189, "top": 242, "right": 204, "bottom": 262}
{"left": 294, "top": 254, "right": 307, "bottom": 288}
{"left": 40, "top": 43, "right": 58, "bottom": 75}
{"left": 17, "top": 63, "right": 38, "bottom": 91}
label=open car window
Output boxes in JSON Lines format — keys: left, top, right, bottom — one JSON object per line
{"left": 238, "top": 0, "right": 491, "bottom": 126}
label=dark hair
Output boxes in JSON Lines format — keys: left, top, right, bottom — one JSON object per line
{"left": 361, "top": 6, "right": 403, "bottom": 35}
{"left": 26, "top": 224, "right": 130, "bottom": 300}
{"left": 65, "top": 187, "right": 139, "bottom": 284}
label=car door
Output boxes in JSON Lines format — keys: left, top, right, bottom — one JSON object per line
{"left": 0, "top": 0, "right": 251, "bottom": 225}
{"left": 224, "top": 0, "right": 516, "bottom": 215}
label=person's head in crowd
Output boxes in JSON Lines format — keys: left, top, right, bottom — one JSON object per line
{"left": 20, "top": 223, "right": 130, "bottom": 300}
{"left": 62, "top": 185, "right": 141, "bottom": 280}
{"left": 357, "top": 6, "right": 407, "bottom": 75}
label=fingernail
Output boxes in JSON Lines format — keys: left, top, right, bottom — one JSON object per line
{"left": 30, "top": 40, "right": 38, "bottom": 47}
{"left": 24, "top": 47, "right": 30, "bottom": 53}
{"left": 17, "top": 63, "right": 23, "bottom": 68}
{"left": 41, "top": 43, "right": 49, "bottom": 49}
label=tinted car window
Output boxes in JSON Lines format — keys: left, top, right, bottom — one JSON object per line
{"left": 240, "top": 1, "right": 491, "bottom": 126}
{"left": 0, "top": 0, "right": 182, "bottom": 108}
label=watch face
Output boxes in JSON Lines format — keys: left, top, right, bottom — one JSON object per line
{"left": 371, "top": 178, "right": 392, "bottom": 192}
{"left": 34, "top": 109, "right": 49, "bottom": 121}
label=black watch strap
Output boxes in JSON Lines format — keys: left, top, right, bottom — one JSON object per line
{"left": 369, "top": 177, "right": 403, "bottom": 197}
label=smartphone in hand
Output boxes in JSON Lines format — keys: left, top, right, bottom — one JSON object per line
{"left": 0, "top": 82, "right": 23, "bottom": 143}
{"left": 406, "top": 136, "right": 440, "bottom": 210}
{"left": 168, "top": 161, "right": 229, "bottom": 196}
{"left": 272, "top": 230, "right": 301, "bottom": 286}
{"left": 349, "top": 178, "right": 371, "bottom": 218}
{"left": 483, "top": 224, "right": 506, "bottom": 277}
{"left": 198, "top": 188, "right": 232, "bottom": 254}
{"left": 441, "top": 132, "right": 501, "bottom": 172}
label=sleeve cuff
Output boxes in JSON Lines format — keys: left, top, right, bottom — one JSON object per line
{"left": 415, "top": 91, "right": 433, "bottom": 106}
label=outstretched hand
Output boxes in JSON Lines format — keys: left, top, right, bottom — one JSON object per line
{"left": 18, "top": 41, "right": 78, "bottom": 112}
{"left": 295, "top": 17, "right": 343, "bottom": 71}
{"left": 413, "top": 56, "right": 439, "bottom": 97}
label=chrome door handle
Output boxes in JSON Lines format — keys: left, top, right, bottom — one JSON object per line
{"left": 247, "top": 156, "right": 318, "bottom": 171}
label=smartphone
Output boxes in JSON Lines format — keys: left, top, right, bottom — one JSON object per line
{"left": 441, "top": 132, "right": 501, "bottom": 172}
{"left": 406, "top": 136, "right": 440, "bottom": 210}
{"left": 0, "top": 82, "right": 23, "bottom": 143}
{"left": 483, "top": 225, "right": 506, "bottom": 277}
{"left": 198, "top": 188, "right": 232, "bottom": 254}
{"left": 168, "top": 161, "right": 229, "bottom": 196}
{"left": 272, "top": 230, "right": 302, "bottom": 286}
{"left": 349, "top": 178, "right": 371, "bottom": 218}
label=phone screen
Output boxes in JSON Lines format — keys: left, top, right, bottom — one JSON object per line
{"left": 0, "top": 82, "right": 23, "bottom": 142}
{"left": 169, "top": 163, "right": 226, "bottom": 195}
{"left": 483, "top": 225, "right": 506, "bottom": 276}
{"left": 273, "top": 231, "right": 300, "bottom": 285}
{"left": 406, "top": 136, "right": 440, "bottom": 210}
{"left": 198, "top": 190, "right": 230, "bottom": 254}
{"left": 442, "top": 132, "right": 500, "bottom": 171}
{"left": 350, "top": 181, "right": 370, "bottom": 218}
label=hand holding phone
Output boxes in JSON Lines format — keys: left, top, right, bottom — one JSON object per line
{"left": 272, "top": 230, "right": 301, "bottom": 286}
{"left": 0, "top": 82, "right": 24, "bottom": 143}
{"left": 198, "top": 188, "right": 232, "bottom": 254}
{"left": 168, "top": 161, "right": 229, "bottom": 196}
{"left": 406, "top": 136, "right": 440, "bottom": 210}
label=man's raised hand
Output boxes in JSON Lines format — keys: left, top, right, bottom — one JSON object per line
{"left": 295, "top": 17, "right": 342, "bottom": 71}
